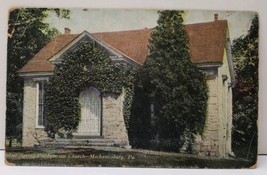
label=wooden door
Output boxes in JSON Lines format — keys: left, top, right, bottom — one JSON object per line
{"left": 77, "top": 87, "right": 101, "bottom": 136}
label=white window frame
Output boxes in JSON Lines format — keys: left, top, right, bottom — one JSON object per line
{"left": 34, "top": 78, "right": 48, "bottom": 128}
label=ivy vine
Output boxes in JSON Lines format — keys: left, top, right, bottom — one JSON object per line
{"left": 44, "top": 40, "right": 135, "bottom": 136}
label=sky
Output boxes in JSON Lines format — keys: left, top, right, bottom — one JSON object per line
{"left": 46, "top": 9, "right": 257, "bottom": 41}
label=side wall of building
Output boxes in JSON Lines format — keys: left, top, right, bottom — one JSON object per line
{"left": 195, "top": 67, "right": 220, "bottom": 156}
{"left": 217, "top": 49, "right": 233, "bottom": 157}
{"left": 22, "top": 78, "right": 48, "bottom": 147}
{"left": 196, "top": 49, "right": 233, "bottom": 157}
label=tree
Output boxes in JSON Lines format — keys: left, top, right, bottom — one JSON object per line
{"left": 232, "top": 15, "right": 259, "bottom": 160}
{"left": 6, "top": 8, "right": 69, "bottom": 140}
{"left": 130, "top": 11, "right": 208, "bottom": 152}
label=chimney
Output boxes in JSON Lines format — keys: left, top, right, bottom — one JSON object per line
{"left": 64, "top": 28, "right": 71, "bottom": 34}
{"left": 214, "top": 14, "right": 218, "bottom": 21}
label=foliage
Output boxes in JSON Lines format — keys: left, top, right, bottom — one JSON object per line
{"left": 6, "top": 8, "right": 70, "bottom": 137}
{"left": 129, "top": 72, "right": 152, "bottom": 148}
{"left": 232, "top": 15, "right": 259, "bottom": 160}
{"left": 44, "top": 40, "right": 135, "bottom": 135}
{"left": 129, "top": 10, "right": 208, "bottom": 152}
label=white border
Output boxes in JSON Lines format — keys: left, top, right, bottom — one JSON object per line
{"left": 1, "top": 0, "right": 266, "bottom": 174}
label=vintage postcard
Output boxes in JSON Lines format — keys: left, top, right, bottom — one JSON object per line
{"left": 5, "top": 8, "right": 258, "bottom": 168}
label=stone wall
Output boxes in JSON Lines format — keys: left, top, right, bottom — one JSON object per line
{"left": 102, "top": 91, "right": 129, "bottom": 146}
{"left": 195, "top": 49, "right": 233, "bottom": 157}
{"left": 217, "top": 49, "right": 233, "bottom": 157}
{"left": 22, "top": 78, "right": 48, "bottom": 147}
{"left": 195, "top": 68, "right": 220, "bottom": 156}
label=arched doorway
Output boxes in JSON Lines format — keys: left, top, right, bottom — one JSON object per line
{"left": 77, "top": 87, "right": 101, "bottom": 136}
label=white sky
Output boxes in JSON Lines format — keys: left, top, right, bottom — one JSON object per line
{"left": 46, "top": 9, "right": 256, "bottom": 42}
{"left": 46, "top": 9, "right": 158, "bottom": 33}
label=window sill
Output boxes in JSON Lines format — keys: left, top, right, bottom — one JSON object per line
{"left": 35, "top": 126, "right": 45, "bottom": 129}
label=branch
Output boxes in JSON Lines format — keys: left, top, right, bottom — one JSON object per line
{"left": 8, "top": 9, "right": 21, "bottom": 38}
{"left": 8, "top": 17, "right": 43, "bottom": 27}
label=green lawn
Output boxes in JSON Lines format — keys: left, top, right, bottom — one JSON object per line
{"left": 5, "top": 147, "right": 256, "bottom": 168}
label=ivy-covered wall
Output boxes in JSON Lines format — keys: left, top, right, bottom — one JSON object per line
{"left": 44, "top": 40, "right": 135, "bottom": 136}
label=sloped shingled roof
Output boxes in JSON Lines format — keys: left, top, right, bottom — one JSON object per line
{"left": 93, "top": 29, "right": 152, "bottom": 65}
{"left": 19, "top": 34, "right": 79, "bottom": 73}
{"left": 185, "top": 20, "right": 228, "bottom": 64}
{"left": 19, "top": 20, "right": 228, "bottom": 74}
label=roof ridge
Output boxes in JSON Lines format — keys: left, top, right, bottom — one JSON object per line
{"left": 185, "top": 20, "right": 228, "bottom": 27}
{"left": 92, "top": 28, "right": 153, "bottom": 35}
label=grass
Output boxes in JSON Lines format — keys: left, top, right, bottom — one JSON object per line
{"left": 5, "top": 138, "right": 22, "bottom": 148}
{"left": 5, "top": 147, "right": 256, "bottom": 168}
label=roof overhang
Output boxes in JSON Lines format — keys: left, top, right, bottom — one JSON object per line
{"left": 195, "top": 62, "right": 223, "bottom": 68}
{"left": 19, "top": 72, "right": 54, "bottom": 78}
{"left": 225, "top": 32, "right": 236, "bottom": 86}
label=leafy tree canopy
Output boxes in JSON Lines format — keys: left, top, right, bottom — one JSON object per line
{"left": 6, "top": 8, "right": 70, "bottom": 137}
{"left": 232, "top": 15, "right": 259, "bottom": 160}
{"left": 130, "top": 10, "right": 208, "bottom": 151}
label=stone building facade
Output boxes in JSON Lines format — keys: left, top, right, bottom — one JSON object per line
{"left": 19, "top": 17, "right": 234, "bottom": 157}
{"left": 193, "top": 50, "right": 234, "bottom": 157}
{"left": 21, "top": 78, "right": 48, "bottom": 147}
{"left": 101, "top": 92, "right": 129, "bottom": 146}
{"left": 185, "top": 19, "right": 235, "bottom": 157}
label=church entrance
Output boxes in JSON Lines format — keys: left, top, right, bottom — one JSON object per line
{"left": 77, "top": 87, "right": 101, "bottom": 136}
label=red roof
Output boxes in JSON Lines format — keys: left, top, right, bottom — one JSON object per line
{"left": 19, "top": 34, "right": 79, "bottom": 73}
{"left": 185, "top": 20, "right": 228, "bottom": 64}
{"left": 19, "top": 20, "right": 228, "bottom": 74}
{"left": 93, "top": 29, "right": 152, "bottom": 65}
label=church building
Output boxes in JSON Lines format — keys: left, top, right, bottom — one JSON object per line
{"left": 19, "top": 15, "right": 235, "bottom": 157}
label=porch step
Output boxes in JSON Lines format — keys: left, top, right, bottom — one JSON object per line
{"left": 72, "top": 139, "right": 115, "bottom": 147}
{"left": 72, "top": 135, "right": 104, "bottom": 139}
{"left": 42, "top": 138, "right": 116, "bottom": 148}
